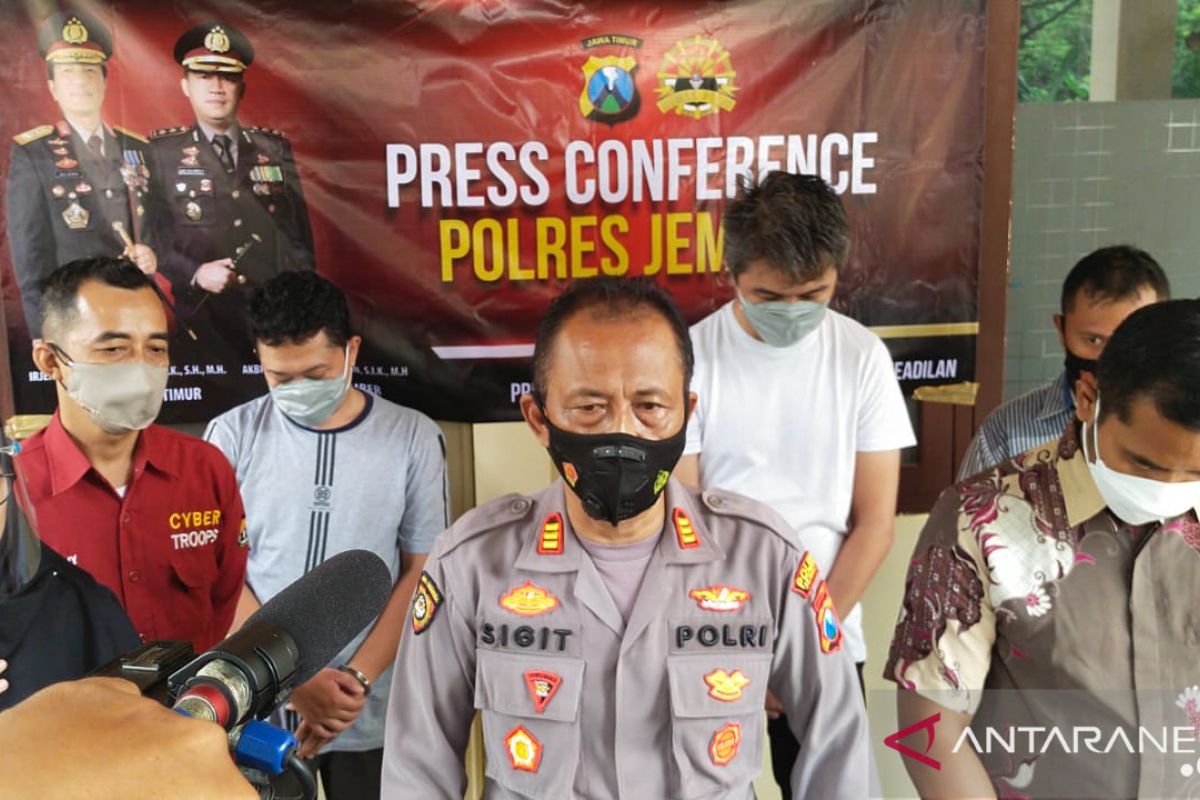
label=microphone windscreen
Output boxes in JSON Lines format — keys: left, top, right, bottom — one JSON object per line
{"left": 246, "top": 549, "right": 392, "bottom": 685}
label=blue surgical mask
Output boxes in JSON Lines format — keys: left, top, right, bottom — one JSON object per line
{"left": 738, "top": 293, "right": 827, "bottom": 347}
{"left": 269, "top": 346, "right": 352, "bottom": 428}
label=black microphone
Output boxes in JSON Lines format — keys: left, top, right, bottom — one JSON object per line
{"left": 170, "top": 549, "right": 392, "bottom": 730}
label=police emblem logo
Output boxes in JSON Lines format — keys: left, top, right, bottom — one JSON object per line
{"left": 562, "top": 462, "right": 579, "bottom": 487}
{"left": 537, "top": 513, "right": 564, "bottom": 555}
{"left": 579, "top": 55, "right": 639, "bottom": 126}
{"left": 790, "top": 551, "right": 819, "bottom": 599}
{"left": 205, "top": 26, "right": 231, "bottom": 54}
{"left": 653, "top": 469, "right": 670, "bottom": 495}
{"left": 656, "top": 35, "right": 738, "bottom": 119}
{"left": 673, "top": 507, "right": 699, "bottom": 550}
{"left": 809, "top": 580, "right": 842, "bottom": 654}
{"left": 689, "top": 585, "right": 750, "bottom": 612}
{"left": 55, "top": 157, "right": 78, "bottom": 169}
{"left": 237, "top": 518, "right": 249, "bottom": 548}
{"left": 709, "top": 722, "right": 742, "bottom": 766}
{"left": 62, "top": 17, "right": 89, "bottom": 45}
{"left": 523, "top": 669, "right": 562, "bottom": 713}
{"left": 411, "top": 571, "right": 444, "bottom": 635}
{"left": 185, "top": 201, "right": 203, "bottom": 221}
{"left": 703, "top": 669, "right": 750, "bottom": 702}
{"left": 504, "top": 725, "right": 542, "bottom": 772}
{"left": 499, "top": 581, "right": 560, "bottom": 617}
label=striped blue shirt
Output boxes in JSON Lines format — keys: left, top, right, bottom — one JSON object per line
{"left": 957, "top": 371, "right": 1074, "bottom": 480}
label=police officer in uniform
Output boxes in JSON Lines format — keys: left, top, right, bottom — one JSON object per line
{"left": 145, "top": 21, "right": 314, "bottom": 392}
{"left": 7, "top": 12, "right": 158, "bottom": 337}
{"left": 382, "top": 279, "right": 872, "bottom": 799}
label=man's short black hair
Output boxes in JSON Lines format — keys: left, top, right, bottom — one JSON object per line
{"left": 1097, "top": 299, "right": 1200, "bottom": 431}
{"left": 1060, "top": 245, "right": 1170, "bottom": 315}
{"left": 39, "top": 257, "right": 152, "bottom": 338}
{"left": 722, "top": 171, "right": 851, "bottom": 283}
{"left": 532, "top": 277, "right": 693, "bottom": 402}
{"left": 248, "top": 271, "right": 351, "bottom": 348}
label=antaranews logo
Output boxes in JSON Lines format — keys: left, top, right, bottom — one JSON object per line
{"left": 884, "top": 712, "right": 941, "bottom": 771}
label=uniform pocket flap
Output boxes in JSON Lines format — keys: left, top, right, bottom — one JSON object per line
{"left": 170, "top": 553, "right": 217, "bottom": 588}
{"left": 475, "top": 649, "right": 585, "bottom": 723}
{"left": 667, "top": 653, "right": 772, "bottom": 719}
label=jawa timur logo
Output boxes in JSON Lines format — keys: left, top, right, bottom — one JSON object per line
{"left": 656, "top": 35, "right": 738, "bottom": 119}
{"left": 579, "top": 34, "right": 642, "bottom": 126}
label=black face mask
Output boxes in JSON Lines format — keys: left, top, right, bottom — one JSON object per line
{"left": 1064, "top": 349, "right": 1098, "bottom": 397}
{"left": 541, "top": 414, "right": 687, "bottom": 527}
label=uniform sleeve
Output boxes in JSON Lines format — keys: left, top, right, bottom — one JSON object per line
{"left": 209, "top": 455, "right": 249, "bottom": 641}
{"left": 6, "top": 144, "right": 55, "bottom": 336}
{"left": 276, "top": 138, "right": 315, "bottom": 272}
{"left": 856, "top": 338, "right": 916, "bottom": 452}
{"left": 398, "top": 416, "right": 450, "bottom": 555}
{"left": 771, "top": 550, "right": 875, "bottom": 798}
{"left": 882, "top": 484, "right": 995, "bottom": 715}
{"left": 381, "top": 554, "right": 476, "bottom": 799}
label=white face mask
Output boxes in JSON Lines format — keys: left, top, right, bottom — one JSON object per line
{"left": 51, "top": 344, "right": 168, "bottom": 434}
{"left": 268, "top": 345, "right": 352, "bottom": 428}
{"left": 1082, "top": 394, "right": 1200, "bottom": 525}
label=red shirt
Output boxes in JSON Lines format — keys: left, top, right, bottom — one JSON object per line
{"left": 16, "top": 414, "right": 248, "bottom": 651}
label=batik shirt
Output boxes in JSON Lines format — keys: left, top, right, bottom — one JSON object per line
{"left": 885, "top": 423, "right": 1200, "bottom": 798}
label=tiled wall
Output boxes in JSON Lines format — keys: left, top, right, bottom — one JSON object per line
{"left": 1006, "top": 100, "right": 1200, "bottom": 399}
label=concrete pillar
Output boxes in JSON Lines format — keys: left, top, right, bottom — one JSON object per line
{"left": 1090, "top": 0, "right": 1178, "bottom": 101}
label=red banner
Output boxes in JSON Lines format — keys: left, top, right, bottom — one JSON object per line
{"left": 1, "top": 0, "right": 987, "bottom": 422}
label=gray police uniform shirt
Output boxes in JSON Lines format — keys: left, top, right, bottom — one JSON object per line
{"left": 204, "top": 391, "right": 449, "bottom": 752}
{"left": 382, "top": 479, "right": 873, "bottom": 799}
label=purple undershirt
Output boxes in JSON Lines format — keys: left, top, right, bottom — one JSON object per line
{"left": 577, "top": 529, "right": 663, "bottom": 623}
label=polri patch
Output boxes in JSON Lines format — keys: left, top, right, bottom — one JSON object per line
{"left": 411, "top": 571, "right": 443, "bottom": 635}
{"left": 810, "top": 579, "right": 842, "bottom": 654}
{"left": 709, "top": 722, "right": 742, "bottom": 766}
{"left": 689, "top": 585, "right": 750, "bottom": 612}
{"left": 524, "top": 669, "right": 562, "bottom": 713}
{"left": 499, "top": 581, "right": 560, "bottom": 617}
{"left": 704, "top": 669, "right": 750, "bottom": 702}
{"left": 504, "top": 725, "right": 542, "bottom": 772}
{"left": 791, "top": 551, "right": 819, "bottom": 599}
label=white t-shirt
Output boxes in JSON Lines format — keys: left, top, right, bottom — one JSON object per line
{"left": 685, "top": 302, "right": 916, "bottom": 662}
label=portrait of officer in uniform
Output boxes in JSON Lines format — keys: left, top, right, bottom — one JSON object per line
{"left": 145, "top": 20, "right": 314, "bottom": 372}
{"left": 382, "top": 278, "right": 873, "bottom": 799}
{"left": 6, "top": 12, "right": 157, "bottom": 338}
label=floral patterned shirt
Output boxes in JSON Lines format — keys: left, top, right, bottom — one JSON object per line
{"left": 885, "top": 423, "right": 1200, "bottom": 798}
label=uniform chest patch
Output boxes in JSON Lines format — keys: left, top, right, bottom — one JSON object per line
{"left": 810, "top": 580, "right": 842, "bottom": 654}
{"left": 689, "top": 585, "right": 750, "bottom": 612}
{"left": 791, "top": 551, "right": 819, "bottom": 599}
{"left": 709, "top": 722, "right": 742, "bottom": 766}
{"left": 504, "top": 725, "right": 542, "bottom": 772}
{"left": 524, "top": 670, "right": 562, "bottom": 713}
{"left": 704, "top": 668, "right": 750, "bottom": 702}
{"left": 499, "top": 581, "right": 559, "bottom": 617}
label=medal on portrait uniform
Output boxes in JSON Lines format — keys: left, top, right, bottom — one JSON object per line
{"left": 185, "top": 200, "right": 203, "bottom": 221}
{"left": 62, "top": 200, "right": 89, "bottom": 229}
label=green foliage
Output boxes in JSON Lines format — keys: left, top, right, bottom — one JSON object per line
{"left": 1018, "top": 0, "right": 1092, "bottom": 102}
{"left": 1174, "top": 0, "right": 1200, "bottom": 98}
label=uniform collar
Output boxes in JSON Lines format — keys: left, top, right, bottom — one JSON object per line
{"left": 43, "top": 413, "right": 176, "bottom": 496}
{"left": 1057, "top": 421, "right": 1200, "bottom": 527}
{"left": 513, "top": 479, "right": 725, "bottom": 573}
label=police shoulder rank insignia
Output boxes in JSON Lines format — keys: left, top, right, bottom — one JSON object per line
{"left": 499, "top": 581, "right": 559, "bottom": 617}
{"left": 704, "top": 668, "right": 750, "bottom": 702}
{"left": 504, "top": 725, "right": 542, "bottom": 772}
{"left": 690, "top": 585, "right": 750, "bottom": 612}
{"left": 13, "top": 125, "right": 53, "bottom": 146}
{"left": 673, "top": 507, "right": 699, "bottom": 550}
{"left": 709, "top": 722, "right": 742, "bottom": 766}
{"left": 791, "top": 551, "right": 819, "bottom": 599}
{"left": 524, "top": 669, "right": 562, "bottom": 713}
{"left": 411, "top": 571, "right": 444, "bottom": 635}
{"left": 537, "top": 513, "right": 564, "bottom": 555}
{"left": 810, "top": 579, "right": 842, "bottom": 654}
{"left": 113, "top": 126, "right": 149, "bottom": 144}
